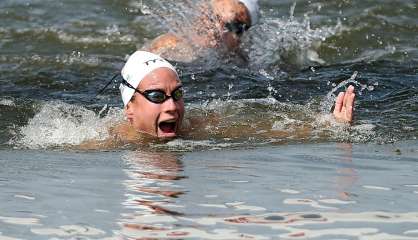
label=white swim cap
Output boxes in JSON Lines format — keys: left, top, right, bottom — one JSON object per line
{"left": 120, "top": 51, "right": 178, "bottom": 106}
{"left": 239, "top": 0, "right": 259, "bottom": 26}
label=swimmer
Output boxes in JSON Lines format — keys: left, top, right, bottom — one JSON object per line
{"left": 144, "top": 0, "right": 259, "bottom": 61}
{"left": 117, "top": 51, "right": 185, "bottom": 139}
{"left": 80, "top": 51, "right": 356, "bottom": 149}
{"left": 114, "top": 51, "right": 354, "bottom": 141}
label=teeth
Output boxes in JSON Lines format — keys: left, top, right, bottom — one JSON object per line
{"left": 163, "top": 119, "right": 176, "bottom": 123}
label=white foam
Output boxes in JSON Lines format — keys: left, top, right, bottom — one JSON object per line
{"left": 318, "top": 198, "right": 356, "bottom": 205}
{"left": 0, "top": 99, "right": 15, "bottom": 107}
{"left": 198, "top": 204, "right": 227, "bottom": 209}
{"left": 0, "top": 52, "right": 100, "bottom": 67}
{"left": 279, "top": 189, "right": 301, "bottom": 194}
{"left": 16, "top": 101, "right": 123, "bottom": 149}
{"left": 242, "top": 11, "right": 342, "bottom": 67}
{"left": 233, "top": 204, "right": 266, "bottom": 212}
{"left": 362, "top": 185, "right": 392, "bottom": 191}
{"left": 0, "top": 216, "right": 40, "bottom": 226}
{"left": 283, "top": 198, "right": 338, "bottom": 210}
{"left": 0, "top": 234, "right": 21, "bottom": 240}
{"left": 55, "top": 51, "right": 100, "bottom": 66}
{"left": 14, "top": 194, "right": 35, "bottom": 200}
{"left": 31, "top": 225, "right": 105, "bottom": 237}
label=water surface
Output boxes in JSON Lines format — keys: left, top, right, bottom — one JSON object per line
{"left": 1, "top": 142, "right": 418, "bottom": 239}
{"left": 0, "top": 0, "right": 417, "bottom": 239}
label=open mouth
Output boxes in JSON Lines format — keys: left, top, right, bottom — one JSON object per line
{"left": 158, "top": 120, "right": 177, "bottom": 134}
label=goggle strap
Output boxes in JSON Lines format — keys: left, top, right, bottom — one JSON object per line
{"left": 96, "top": 73, "right": 121, "bottom": 97}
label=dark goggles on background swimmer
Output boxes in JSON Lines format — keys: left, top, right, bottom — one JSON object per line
{"left": 121, "top": 79, "right": 184, "bottom": 104}
{"left": 224, "top": 21, "right": 250, "bottom": 35}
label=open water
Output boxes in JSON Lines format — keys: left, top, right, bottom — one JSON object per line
{"left": 0, "top": 0, "right": 417, "bottom": 239}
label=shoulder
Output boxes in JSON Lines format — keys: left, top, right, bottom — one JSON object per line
{"left": 147, "top": 33, "right": 183, "bottom": 52}
{"left": 110, "top": 122, "right": 143, "bottom": 142}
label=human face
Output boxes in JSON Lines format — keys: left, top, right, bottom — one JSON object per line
{"left": 124, "top": 68, "right": 184, "bottom": 138}
{"left": 211, "top": 0, "right": 251, "bottom": 48}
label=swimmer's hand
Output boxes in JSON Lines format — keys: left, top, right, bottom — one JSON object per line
{"left": 333, "top": 85, "right": 355, "bottom": 123}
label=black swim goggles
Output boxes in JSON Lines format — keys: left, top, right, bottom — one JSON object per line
{"left": 121, "top": 79, "right": 184, "bottom": 104}
{"left": 224, "top": 20, "right": 250, "bottom": 36}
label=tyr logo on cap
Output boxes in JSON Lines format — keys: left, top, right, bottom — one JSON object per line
{"left": 120, "top": 51, "right": 178, "bottom": 106}
{"left": 144, "top": 58, "right": 165, "bottom": 65}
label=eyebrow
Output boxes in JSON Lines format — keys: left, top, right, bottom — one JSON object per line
{"left": 141, "top": 85, "right": 183, "bottom": 92}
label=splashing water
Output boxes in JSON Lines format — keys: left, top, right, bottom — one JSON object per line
{"left": 139, "top": 0, "right": 343, "bottom": 70}
{"left": 10, "top": 96, "right": 380, "bottom": 151}
{"left": 14, "top": 102, "right": 123, "bottom": 149}
{"left": 149, "top": 0, "right": 224, "bottom": 43}
{"left": 320, "top": 71, "right": 360, "bottom": 113}
{"left": 2, "top": 0, "right": 415, "bottom": 150}
{"left": 241, "top": 7, "right": 342, "bottom": 68}
{"left": 141, "top": 0, "right": 220, "bottom": 50}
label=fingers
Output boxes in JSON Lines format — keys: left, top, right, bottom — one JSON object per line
{"left": 346, "top": 91, "right": 355, "bottom": 109}
{"left": 343, "top": 85, "right": 354, "bottom": 108}
{"left": 346, "top": 85, "right": 355, "bottom": 93}
{"left": 345, "top": 90, "right": 355, "bottom": 122}
{"left": 333, "top": 92, "right": 345, "bottom": 115}
{"left": 333, "top": 85, "right": 356, "bottom": 123}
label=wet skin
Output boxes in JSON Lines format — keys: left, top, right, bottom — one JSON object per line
{"left": 125, "top": 68, "right": 185, "bottom": 138}
{"left": 76, "top": 86, "right": 355, "bottom": 149}
{"left": 333, "top": 85, "right": 355, "bottom": 123}
{"left": 146, "top": 0, "right": 252, "bottom": 56}
{"left": 211, "top": 0, "right": 251, "bottom": 49}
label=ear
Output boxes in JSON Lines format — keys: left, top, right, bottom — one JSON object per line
{"left": 124, "top": 102, "right": 135, "bottom": 124}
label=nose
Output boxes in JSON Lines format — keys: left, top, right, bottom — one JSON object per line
{"left": 161, "top": 96, "right": 179, "bottom": 113}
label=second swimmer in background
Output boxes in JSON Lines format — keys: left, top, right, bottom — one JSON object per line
{"left": 142, "top": 0, "right": 259, "bottom": 62}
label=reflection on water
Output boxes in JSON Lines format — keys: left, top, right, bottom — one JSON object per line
{"left": 0, "top": 142, "right": 418, "bottom": 239}
{"left": 119, "top": 151, "right": 187, "bottom": 237}
{"left": 335, "top": 143, "right": 358, "bottom": 200}
{"left": 0, "top": 150, "right": 124, "bottom": 239}
{"left": 113, "top": 143, "right": 418, "bottom": 239}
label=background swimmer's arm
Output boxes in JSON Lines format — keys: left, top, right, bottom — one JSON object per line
{"left": 333, "top": 86, "right": 355, "bottom": 123}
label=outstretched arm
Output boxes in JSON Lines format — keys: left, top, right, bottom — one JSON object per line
{"left": 333, "top": 85, "right": 355, "bottom": 123}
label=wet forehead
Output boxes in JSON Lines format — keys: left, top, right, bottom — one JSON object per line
{"left": 139, "top": 67, "right": 181, "bottom": 90}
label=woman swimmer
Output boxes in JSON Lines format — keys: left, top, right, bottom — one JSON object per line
{"left": 112, "top": 51, "right": 354, "bottom": 141}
